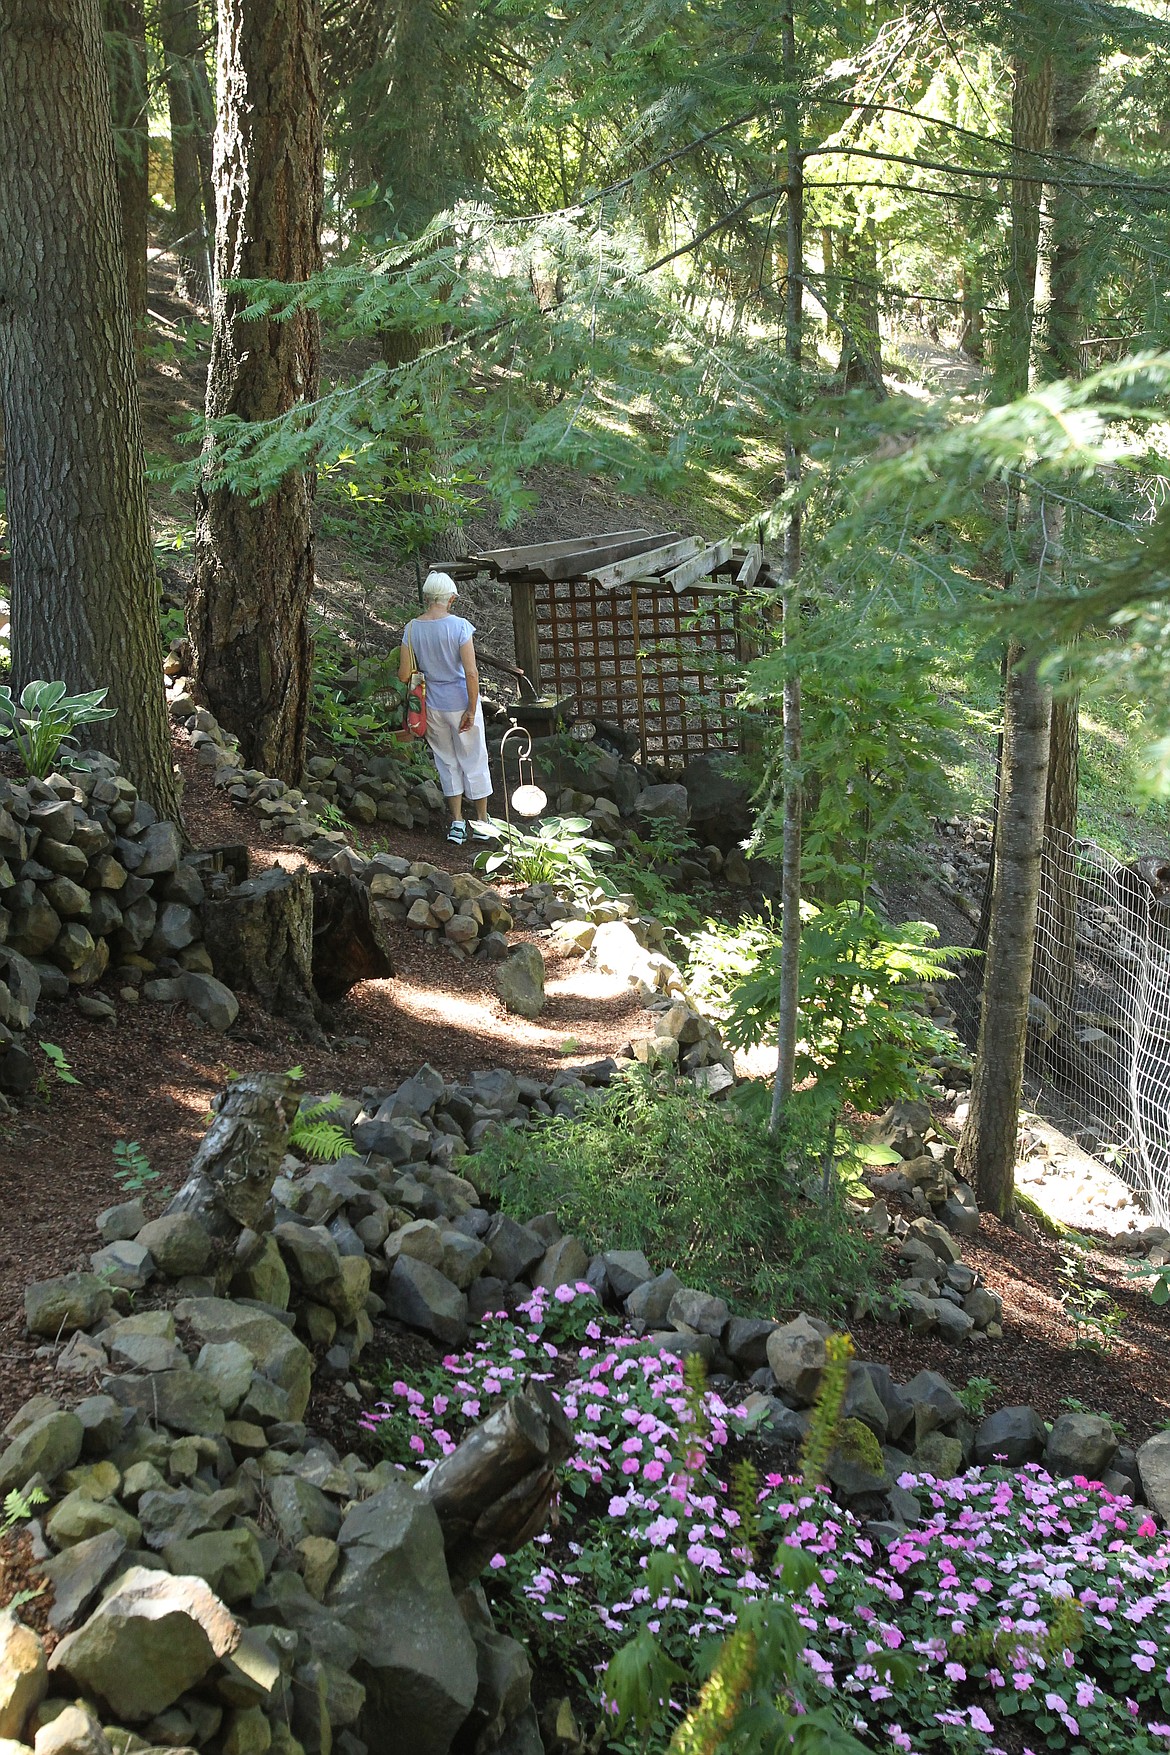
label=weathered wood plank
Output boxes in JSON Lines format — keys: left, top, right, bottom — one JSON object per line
{"left": 510, "top": 582, "right": 542, "bottom": 692}
{"left": 524, "top": 531, "right": 682, "bottom": 582}
{"left": 586, "top": 535, "right": 704, "bottom": 591}
{"left": 734, "top": 543, "right": 764, "bottom": 589}
{"left": 659, "top": 538, "right": 735, "bottom": 594}
{"left": 473, "top": 528, "right": 656, "bottom": 572}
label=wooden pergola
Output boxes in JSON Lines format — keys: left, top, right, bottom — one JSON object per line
{"left": 448, "top": 530, "right": 771, "bottom": 761}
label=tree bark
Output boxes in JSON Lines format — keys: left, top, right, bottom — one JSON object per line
{"left": 103, "top": 0, "right": 148, "bottom": 326}
{"left": 166, "top": 1071, "right": 298, "bottom": 1238}
{"left": 958, "top": 648, "right": 1052, "bottom": 1217}
{"left": 159, "top": 0, "right": 212, "bottom": 304}
{"left": 0, "top": 0, "right": 182, "bottom": 820}
{"left": 771, "top": 0, "right": 803, "bottom": 1133}
{"left": 836, "top": 216, "right": 885, "bottom": 396}
{"left": 190, "top": 0, "right": 323, "bottom": 782}
{"left": 417, "top": 1378, "right": 574, "bottom": 1592}
{"left": 201, "top": 864, "right": 323, "bottom": 1036}
{"left": 998, "top": 54, "right": 1053, "bottom": 400}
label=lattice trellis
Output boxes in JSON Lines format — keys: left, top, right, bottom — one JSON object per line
{"left": 529, "top": 579, "right": 744, "bottom": 760}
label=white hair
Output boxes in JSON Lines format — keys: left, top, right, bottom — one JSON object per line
{"left": 422, "top": 571, "right": 458, "bottom": 603}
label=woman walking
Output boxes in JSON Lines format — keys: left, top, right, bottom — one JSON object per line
{"left": 399, "top": 571, "right": 496, "bottom": 845}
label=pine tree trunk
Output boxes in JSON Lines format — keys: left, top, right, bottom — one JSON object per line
{"left": 959, "top": 49, "right": 1055, "bottom": 1214}
{"left": 771, "top": 0, "right": 803, "bottom": 1132}
{"left": 160, "top": 0, "right": 212, "bottom": 304}
{"left": 190, "top": 0, "right": 323, "bottom": 782}
{"left": 836, "top": 217, "right": 885, "bottom": 395}
{"left": 958, "top": 648, "right": 1052, "bottom": 1217}
{"left": 0, "top": 0, "right": 182, "bottom": 821}
{"left": 998, "top": 54, "right": 1053, "bottom": 399}
{"left": 1030, "top": 44, "right": 1098, "bottom": 1070}
{"left": 103, "top": 0, "right": 148, "bottom": 326}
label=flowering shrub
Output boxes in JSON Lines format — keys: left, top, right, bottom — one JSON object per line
{"left": 361, "top": 1286, "right": 1170, "bottom": 1755}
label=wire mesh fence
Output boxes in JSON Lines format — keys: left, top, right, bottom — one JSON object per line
{"left": 959, "top": 833, "right": 1170, "bottom": 1222}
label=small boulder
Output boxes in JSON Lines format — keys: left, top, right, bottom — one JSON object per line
{"left": 495, "top": 944, "right": 545, "bottom": 1019}
{"left": 766, "top": 1315, "right": 827, "bottom": 1406}
{"left": 0, "top": 1609, "right": 46, "bottom": 1740}
{"left": 24, "top": 1275, "right": 111, "bottom": 1339}
{"left": 0, "top": 1410, "right": 84, "bottom": 1497}
{"left": 1046, "top": 1413, "right": 1118, "bottom": 1482}
{"left": 1137, "top": 1430, "right": 1170, "bottom": 1522}
{"left": 180, "top": 972, "right": 239, "bottom": 1033}
{"left": 385, "top": 1257, "right": 468, "bottom": 1348}
{"left": 134, "top": 1214, "right": 212, "bottom": 1279}
{"left": 973, "top": 1405, "right": 1047, "bottom": 1467}
{"left": 48, "top": 1564, "right": 240, "bottom": 1720}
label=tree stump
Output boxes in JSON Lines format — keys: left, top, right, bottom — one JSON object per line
{"left": 310, "top": 871, "right": 395, "bottom": 1000}
{"left": 164, "top": 1072, "right": 296, "bottom": 1241}
{"left": 201, "top": 864, "right": 321, "bottom": 1035}
{"left": 416, "top": 1379, "right": 574, "bottom": 1591}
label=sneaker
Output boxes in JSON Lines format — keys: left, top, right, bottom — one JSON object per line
{"left": 469, "top": 819, "right": 500, "bottom": 842}
{"left": 447, "top": 820, "right": 468, "bottom": 845}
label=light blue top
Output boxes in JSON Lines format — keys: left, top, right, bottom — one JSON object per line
{"left": 406, "top": 615, "right": 476, "bottom": 711}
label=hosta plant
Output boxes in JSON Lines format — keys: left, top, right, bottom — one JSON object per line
{"left": 0, "top": 680, "right": 116, "bottom": 777}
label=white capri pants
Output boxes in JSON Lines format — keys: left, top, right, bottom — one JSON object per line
{"left": 425, "top": 703, "right": 493, "bottom": 801}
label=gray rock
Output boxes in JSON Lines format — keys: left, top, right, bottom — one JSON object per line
{"left": 40, "top": 1529, "right": 128, "bottom": 1634}
{"left": 25, "top": 1273, "right": 112, "bottom": 1339}
{"left": 105, "top": 1312, "right": 184, "bottom": 1374}
{"left": 180, "top": 972, "right": 239, "bottom": 1033}
{"left": 1046, "top": 1412, "right": 1119, "bottom": 1482}
{"left": 391, "top": 1064, "right": 447, "bottom": 1116}
{"left": 902, "top": 1370, "right": 963, "bottom": 1447}
{"left": 134, "top": 1214, "right": 212, "bottom": 1278}
{"left": 195, "top": 1341, "right": 255, "bottom": 1413}
{"left": 765, "top": 1315, "right": 826, "bottom": 1406}
{"left": 469, "top": 1069, "right": 522, "bottom": 1115}
{"left": 135, "top": 821, "right": 183, "bottom": 876}
{"left": 601, "top": 1250, "right": 653, "bottom": 1300}
{"left": 90, "top": 1240, "right": 154, "bottom": 1292}
{"left": 962, "top": 1287, "right": 1001, "bottom": 1328}
{"left": 723, "top": 1317, "right": 779, "bottom": 1371}
{"left": 532, "top": 1236, "right": 590, "bottom": 1292}
{"left": 483, "top": 1213, "right": 545, "bottom": 1283}
{"left": 106, "top": 1369, "right": 226, "bottom": 1437}
{"left": 162, "top": 1528, "right": 265, "bottom": 1605}
{"left": 175, "top": 1296, "right": 313, "bottom": 1422}
{"left": 1137, "top": 1431, "right": 1170, "bottom": 1521}
{"left": 634, "top": 783, "right": 689, "bottom": 825}
{"left": 96, "top": 1198, "right": 147, "bottom": 1244}
{"left": 495, "top": 943, "right": 546, "bottom": 1018}
{"left": 0, "top": 1409, "right": 83, "bottom": 1496}
{"left": 931, "top": 1299, "right": 975, "bottom": 1343}
{"left": 867, "top": 1098, "right": 931, "bottom": 1160}
{"left": 907, "top": 1218, "right": 962, "bottom": 1265}
{"left": 75, "top": 1394, "right": 124, "bottom": 1456}
{"left": 385, "top": 1257, "right": 468, "bottom": 1348}
{"left": 269, "top": 1475, "right": 343, "bottom": 1547}
{"left": 32, "top": 1701, "right": 112, "bottom": 1755}
{"left": 938, "top": 1184, "right": 980, "bottom": 1239}
{"left": 973, "top": 1405, "right": 1047, "bottom": 1467}
{"left": 625, "top": 1269, "right": 682, "bottom": 1327}
{"left": 328, "top": 1481, "right": 478, "bottom": 1755}
{"left": 151, "top": 901, "right": 198, "bottom": 952}
{"left": 666, "top": 1286, "right": 729, "bottom": 1337}
{"left": 0, "top": 1607, "right": 47, "bottom": 1741}
{"left": 48, "top": 1564, "right": 240, "bottom": 1720}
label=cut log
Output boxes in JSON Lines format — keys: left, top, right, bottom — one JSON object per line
{"left": 309, "top": 870, "right": 395, "bottom": 1000}
{"left": 416, "top": 1378, "right": 574, "bottom": 1591}
{"left": 201, "top": 863, "right": 321, "bottom": 1036}
{"left": 164, "top": 1072, "right": 296, "bottom": 1241}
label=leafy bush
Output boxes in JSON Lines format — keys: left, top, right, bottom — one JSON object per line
{"left": 0, "top": 681, "right": 116, "bottom": 778}
{"left": 475, "top": 1073, "right": 880, "bottom": 1318}
{"left": 475, "top": 814, "right": 612, "bottom": 889}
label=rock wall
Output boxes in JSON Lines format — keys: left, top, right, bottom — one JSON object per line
{"left": 0, "top": 762, "right": 237, "bottom": 1095}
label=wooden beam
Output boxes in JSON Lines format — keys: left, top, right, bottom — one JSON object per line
{"left": 473, "top": 529, "right": 656, "bottom": 572}
{"left": 586, "top": 535, "right": 704, "bottom": 591}
{"left": 658, "top": 539, "right": 735, "bottom": 594}
{"left": 524, "top": 531, "right": 682, "bottom": 582}
{"left": 511, "top": 581, "right": 542, "bottom": 692}
{"left": 734, "top": 543, "right": 764, "bottom": 589}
